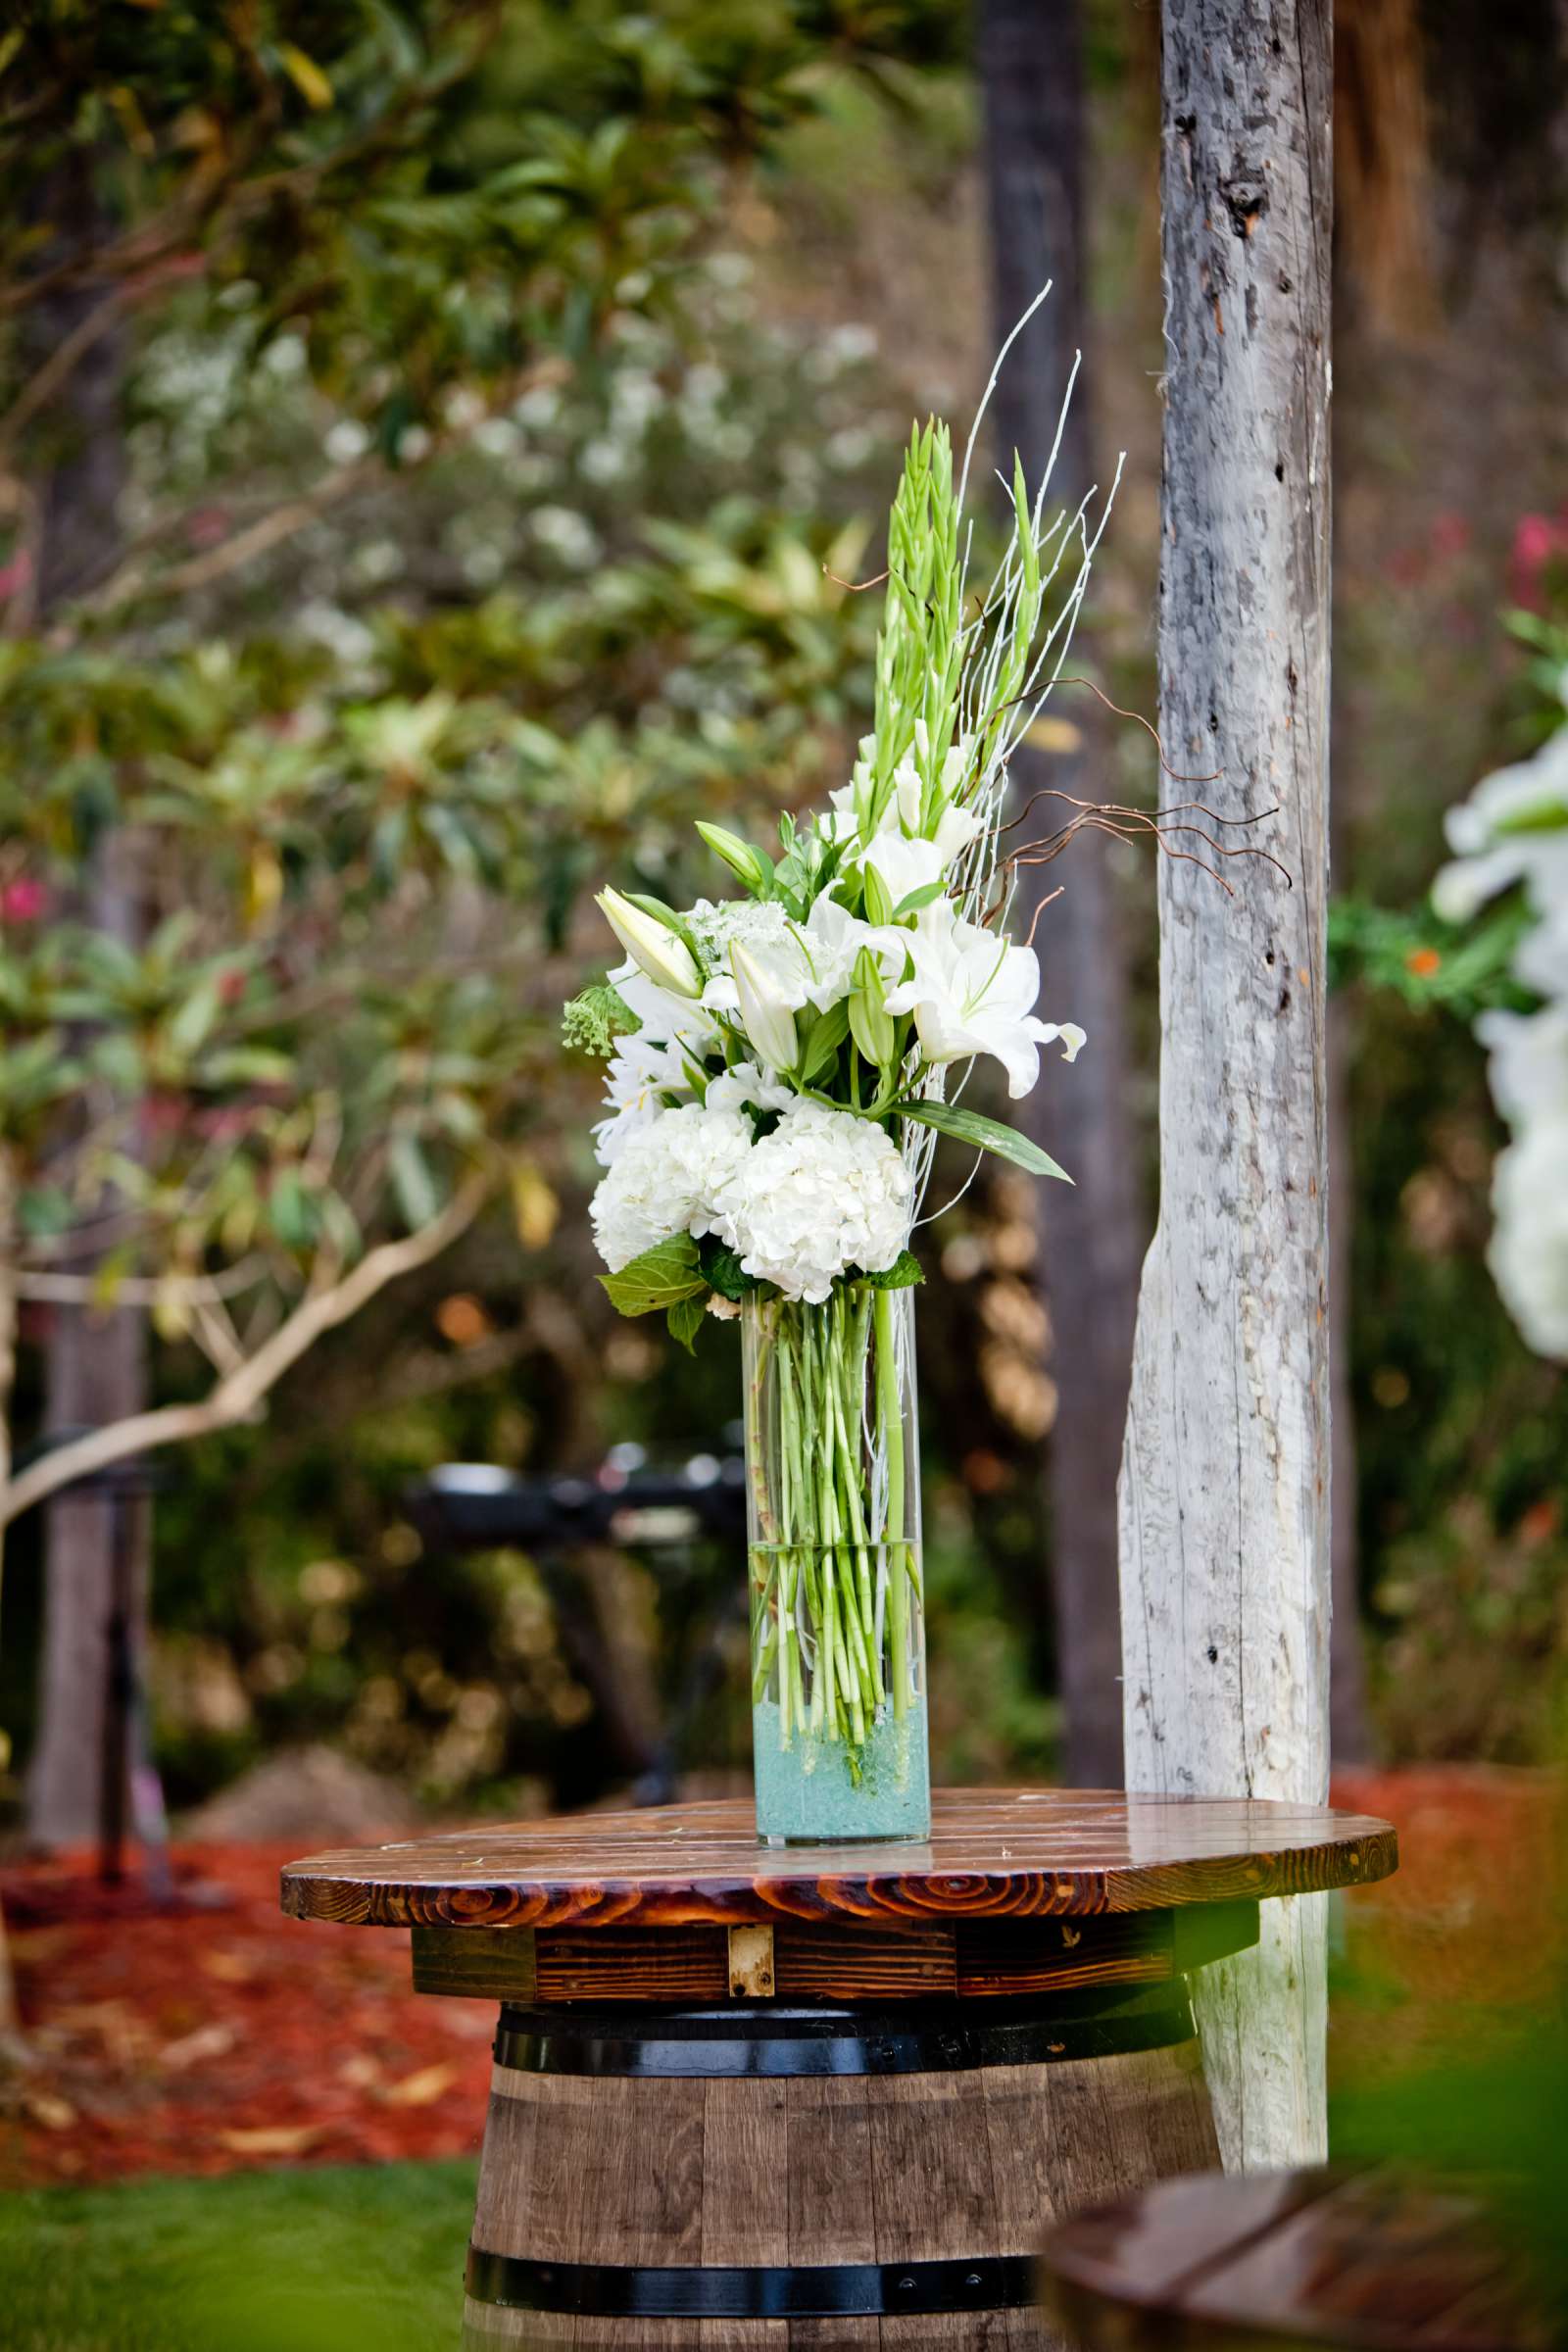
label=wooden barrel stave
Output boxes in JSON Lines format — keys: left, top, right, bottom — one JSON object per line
{"left": 463, "top": 1995, "right": 1219, "bottom": 2350}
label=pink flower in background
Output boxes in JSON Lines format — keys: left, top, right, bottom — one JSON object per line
{"left": 1511, "top": 508, "right": 1568, "bottom": 607}
{"left": 1, "top": 877, "right": 48, "bottom": 923}
{"left": 0, "top": 550, "right": 33, "bottom": 607}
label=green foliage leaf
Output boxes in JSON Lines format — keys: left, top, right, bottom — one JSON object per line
{"left": 1328, "top": 898, "right": 1537, "bottom": 1019}
{"left": 200, "top": 1047, "right": 293, "bottom": 1086}
{"left": 796, "top": 997, "right": 850, "bottom": 1084}
{"left": 599, "top": 1232, "right": 706, "bottom": 1316}
{"left": 900, "top": 1100, "right": 1073, "bottom": 1183}
{"left": 665, "top": 1294, "right": 708, "bottom": 1352}
{"left": 267, "top": 1168, "right": 319, "bottom": 1251}
{"left": 388, "top": 1133, "right": 440, "bottom": 1231}
{"left": 862, "top": 1249, "right": 923, "bottom": 1289}
{"left": 18, "top": 1184, "right": 74, "bottom": 1238}
{"left": 700, "top": 1238, "right": 756, "bottom": 1300}
{"left": 890, "top": 880, "right": 947, "bottom": 920}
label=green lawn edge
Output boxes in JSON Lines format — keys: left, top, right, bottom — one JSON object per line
{"left": 0, "top": 2159, "right": 478, "bottom": 2352}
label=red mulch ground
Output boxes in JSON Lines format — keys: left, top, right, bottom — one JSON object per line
{"left": 0, "top": 1768, "right": 1559, "bottom": 2190}
{"left": 1, "top": 1838, "right": 495, "bottom": 2187}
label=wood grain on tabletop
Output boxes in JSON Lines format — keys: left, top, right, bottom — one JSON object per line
{"left": 282, "top": 1788, "right": 1396, "bottom": 1932}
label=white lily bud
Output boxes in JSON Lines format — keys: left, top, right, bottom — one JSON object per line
{"left": 595, "top": 888, "right": 703, "bottom": 1000}
{"left": 695, "top": 820, "right": 769, "bottom": 896}
{"left": 861, "top": 861, "right": 895, "bottom": 927}
{"left": 848, "top": 946, "right": 897, "bottom": 1071}
{"left": 730, "top": 941, "right": 800, "bottom": 1073}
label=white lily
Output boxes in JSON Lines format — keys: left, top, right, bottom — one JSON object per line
{"left": 705, "top": 1058, "right": 796, "bottom": 1117}
{"left": 610, "top": 958, "right": 716, "bottom": 1046}
{"left": 731, "top": 940, "right": 800, "bottom": 1072}
{"left": 592, "top": 961, "right": 719, "bottom": 1166}
{"left": 701, "top": 894, "right": 902, "bottom": 1020}
{"left": 596, "top": 887, "right": 703, "bottom": 1000}
{"left": 883, "top": 904, "right": 1085, "bottom": 1099}
{"left": 802, "top": 892, "right": 906, "bottom": 1005}
{"left": 863, "top": 831, "right": 948, "bottom": 912}
{"left": 593, "top": 1032, "right": 695, "bottom": 1166}
{"left": 697, "top": 902, "right": 812, "bottom": 1015}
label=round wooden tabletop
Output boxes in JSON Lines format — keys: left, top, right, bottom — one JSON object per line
{"left": 279, "top": 1788, "right": 1396, "bottom": 1933}
{"left": 1041, "top": 2169, "right": 1549, "bottom": 2352}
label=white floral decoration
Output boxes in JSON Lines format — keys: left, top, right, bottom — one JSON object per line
{"left": 720, "top": 1100, "right": 911, "bottom": 1303}
{"left": 590, "top": 960, "right": 718, "bottom": 1167}
{"left": 1437, "top": 692, "right": 1568, "bottom": 1359}
{"left": 589, "top": 1103, "right": 754, "bottom": 1272}
{"left": 882, "top": 905, "right": 1084, "bottom": 1099}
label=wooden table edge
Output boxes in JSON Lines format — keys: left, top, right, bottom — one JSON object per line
{"left": 278, "top": 1798, "right": 1397, "bottom": 1932}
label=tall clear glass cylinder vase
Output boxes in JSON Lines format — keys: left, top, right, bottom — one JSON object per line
{"left": 743, "top": 1283, "right": 929, "bottom": 1842}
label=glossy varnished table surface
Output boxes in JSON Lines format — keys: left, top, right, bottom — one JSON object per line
{"left": 1042, "top": 2169, "right": 1550, "bottom": 2352}
{"left": 280, "top": 1787, "right": 1397, "bottom": 1932}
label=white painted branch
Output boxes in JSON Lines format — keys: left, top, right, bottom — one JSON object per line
{"left": 1120, "top": 0, "right": 1334, "bottom": 2171}
{"left": 0, "top": 1176, "right": 490, "bottom": 1528}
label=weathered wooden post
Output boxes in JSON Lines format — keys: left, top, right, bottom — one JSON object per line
{"left": 1119, "top": 0, "right": 1335, "bottom": 2171}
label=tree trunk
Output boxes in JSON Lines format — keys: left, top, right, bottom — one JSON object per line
{"left": 0, "top": 1148, "right": 21, "bottom": 2029}
{"left": 1328, "top": 1001, "right": 1370, "bottom": 1765}
{"left": 1118, "top": 0, "right": 1334, "bottom": 2173}
{"left": 978, "top": 0, "right": 1141, "bottom": 1790}
{"left": 23, "top": 154, "right": 151, "bottom": 1851}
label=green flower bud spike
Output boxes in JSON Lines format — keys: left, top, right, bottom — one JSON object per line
{"left": 695, "top": 820, "right": 770, "bottom": 898}
{"left": 848, "top": 946, "right": 897, "bottom": 1072}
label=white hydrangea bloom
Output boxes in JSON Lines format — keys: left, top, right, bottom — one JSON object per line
{"left": 589, "top": 1104, "right": 753, "bottom": 1272}
{"left": 721, "top": 1100, "right": 911, "bottom": 1302}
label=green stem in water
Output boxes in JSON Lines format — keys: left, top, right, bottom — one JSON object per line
{"left": 875, "top": 1285, "right": 908, "bottom": 1720}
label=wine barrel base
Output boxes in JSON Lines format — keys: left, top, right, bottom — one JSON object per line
{"left": 462, "top": 1988, "right": 1220, "bottom": 2350}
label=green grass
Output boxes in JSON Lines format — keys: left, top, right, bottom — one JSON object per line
{"left": 0, "top": 2161, "right": 477, "bottom": 2352}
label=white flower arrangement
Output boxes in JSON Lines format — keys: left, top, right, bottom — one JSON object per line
{"left": 567, "top": 396, "right": 1112, "bottom": 1327}
{"left": 1434, "top": 689, "right": 1568, "bottom": 1358}
{"left": 561, "top": 336, "right": 1127, "bottom": 1823}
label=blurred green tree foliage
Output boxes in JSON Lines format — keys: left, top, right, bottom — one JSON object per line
{"left": 0, "top": 1, "right": 966, "bottom": 1549}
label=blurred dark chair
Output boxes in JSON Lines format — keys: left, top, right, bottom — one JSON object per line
{"left": 407, "top": 1440, "right": 749, "bottom": 1806}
